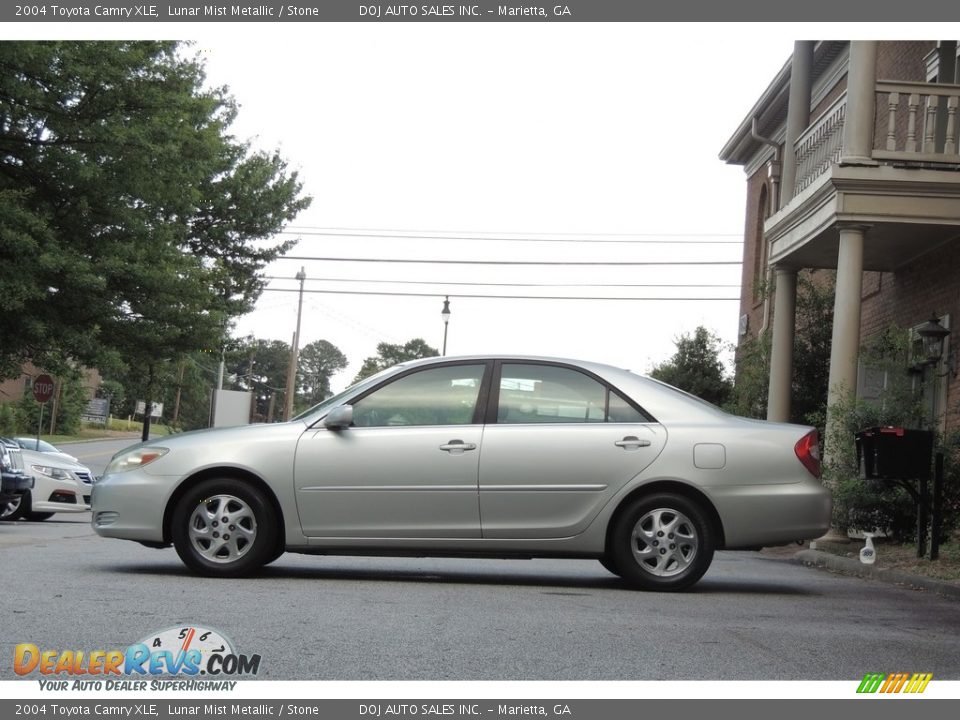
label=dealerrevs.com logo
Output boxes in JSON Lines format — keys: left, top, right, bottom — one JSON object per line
{"left": 14, "top": 625, "right": 260, "bottom": 691}
{"left": 857, "top": 673, "right": 933, "bottom": 694}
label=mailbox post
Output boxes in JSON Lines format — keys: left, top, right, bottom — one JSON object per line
{"left": 855, "top": 426, "right": 939, "bottom": 559}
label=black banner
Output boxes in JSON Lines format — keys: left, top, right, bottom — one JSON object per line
{"left": 1, "top": 700, "right": 959, "bottom": 720}
{"left": 3, "top": 0, "right": 960, "bottom": 22}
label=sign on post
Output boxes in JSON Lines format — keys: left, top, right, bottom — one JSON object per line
{"left": 32, "top": 374, "right": 55, "bottom": 404}
{"left": 32, "top": 373, "right": 55, "bottom": 445}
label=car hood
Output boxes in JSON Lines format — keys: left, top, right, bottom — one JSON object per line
{"left": 18, "top": 447, "right": 92, "bottom": 473}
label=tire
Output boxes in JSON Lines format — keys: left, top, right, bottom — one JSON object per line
{"left": 1, "top": 491, "right": 28, "bottom": 521}
{"left": 609, "top": 493, "right": 715, "bottom": 592}
{"left": 171, "top": 478, "right": 278, "bottom": 578}
{"left": 598, "top": 554, "right": 620, "bottom": 576}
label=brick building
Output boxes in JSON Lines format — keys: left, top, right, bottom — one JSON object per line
{"left": 720, "top": 40, "right": 960, "bottom": 442}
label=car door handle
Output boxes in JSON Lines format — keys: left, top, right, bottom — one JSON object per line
{"left": 614, "top": 436, "right": 651, "bottom": 449}
{"left": 439, "top": 440, "right": 478, "bottom": 454}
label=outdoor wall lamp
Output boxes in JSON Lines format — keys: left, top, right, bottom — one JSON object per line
{"left": 913, "top": 313, "right": 958, "bottom": 380}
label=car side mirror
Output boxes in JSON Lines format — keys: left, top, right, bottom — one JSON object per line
{"left": 323, "top": 405, "right": 354, "bottom": 430}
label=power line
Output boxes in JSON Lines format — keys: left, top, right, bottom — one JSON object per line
{"left": 276, "top": 256, "right": 742, "bottom": 267}
{"left": 262, "top": 276, "right": 742, "bottom": 289}
{"left": 261, "top": 288, "right": 740, "bottom": 301}
{"left": 287, "top": 225, "right": 743, "bottom": 239}
{"left": 280, "top": 228, "right": 743, "bottom": 245}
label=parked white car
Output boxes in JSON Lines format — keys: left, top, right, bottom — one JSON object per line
{"left": 1, "top": 447, "right": 94, "bottom": 521}
{"left": 13, "top": 437, "right": 80, "bottom": 464}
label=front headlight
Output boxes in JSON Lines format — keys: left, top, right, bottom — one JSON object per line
{"left": 104, "top": 447, "right": 169, "bottom": 475}
{"left": 31, "top": 464, "right": 72, "bottom": 480}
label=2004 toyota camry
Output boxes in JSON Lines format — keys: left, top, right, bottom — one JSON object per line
{"left": 92, "top": 356, "right": 831, "bottom": 591}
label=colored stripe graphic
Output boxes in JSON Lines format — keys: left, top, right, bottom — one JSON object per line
{"left": 857, "top": 673, "right": 885, "bottom": 693}
{"left": 905, "top": 673, "right": 933, "bottom": 693}
{"left": 857, "top": 672, "right": 932, "bottom": 694}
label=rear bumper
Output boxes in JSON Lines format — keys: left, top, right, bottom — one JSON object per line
{"left": 711, "top": 480, "right": 832, "bottom": 549}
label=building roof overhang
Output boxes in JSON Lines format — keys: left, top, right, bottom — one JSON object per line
{"left": 718, "top": 41, "right": 848, "bottom": 167}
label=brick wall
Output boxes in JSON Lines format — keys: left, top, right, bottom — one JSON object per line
{"left": 737, "top": 165, "right": 773, "bottom": 342}
{"left": 861, "top": 238, "right": 960, "bottom": 431}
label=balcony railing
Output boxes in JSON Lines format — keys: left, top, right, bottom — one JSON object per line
{"left": 794, "top": 94, "right": 846, "bottom": 195}
{"left": 791, "top": 81, "right": 960, "bottom": 196}
{"left": 874, "top": 80, "right": 960, "bottom": 162}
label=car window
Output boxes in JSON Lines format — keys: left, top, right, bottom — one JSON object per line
{"left": 498, "top": 363, "right": 650, "bottom": 424}
{"left": 352, "top": 364, "right": 486, "bottom": 427}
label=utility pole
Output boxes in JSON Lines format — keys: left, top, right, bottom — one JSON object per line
{"left": 441, "top": 296, "right": 451, "bottom": 356}
{"left": 284, "top": 267, "right": 307, "bottom": 421}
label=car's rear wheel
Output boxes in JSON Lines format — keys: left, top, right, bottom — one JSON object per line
{"left": 171, "top": 478, "right": 278, "bottom": 578}
{"left": 610, "top": 492, "right": 714, "bottom": 592}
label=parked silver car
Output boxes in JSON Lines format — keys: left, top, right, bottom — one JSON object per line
{"left": 92, "top": 356, "right": 831, "bottom": 591}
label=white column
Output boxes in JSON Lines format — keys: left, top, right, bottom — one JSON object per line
{"left": 824, "top": 225, "right": 867, "bottom": 455}
{"left": 781, "top": 41, "right": 815, "bottom": 203}
{"left": 767, "top": 267, "right": 797, "bottom": 423}
{"left": 840, "top": 41, "right": 878, "bottom": 164}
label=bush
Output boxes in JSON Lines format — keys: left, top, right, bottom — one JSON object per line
{"left": 825, "top": 326, "right": 960, "bottom": 541}
{"left": 0, "top": 403, "right": 17, "bottom": 435}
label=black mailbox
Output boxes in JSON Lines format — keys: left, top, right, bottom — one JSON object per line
{"left": 855, "top": 426, "right": 933, "bottom": 481}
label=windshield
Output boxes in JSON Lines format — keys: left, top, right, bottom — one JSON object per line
{"left": 292, "top": 365, "right": 404, "bottom": 424}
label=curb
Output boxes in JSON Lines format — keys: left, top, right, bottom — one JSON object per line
{"left": 793, "top": 549, "right": 960, "bottom": 601}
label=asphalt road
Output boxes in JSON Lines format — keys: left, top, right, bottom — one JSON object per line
{"left": 66, "top": 436, "right": 144, "bottom": 476}
{"left": 4, "top": 440, "right": 960, "bottom": 682}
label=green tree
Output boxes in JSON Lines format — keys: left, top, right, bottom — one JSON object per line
{"left": 728, "top": 272, "right": 834, "bottom": 427}
{"left": 0, "top": 41, "right": 310, "bottom": 422}
{"left": 354, "top": 339, "right": 439, "bottom": 382}
{"left": 650, "top": 326, "right": 733, "bottom": 406}
{"left": 223, "top": 337, "right": 291, "bottom": 423}
{"left": 297, "top": 339, "right": 348, "bottom": 408}
{"left": 13, "top": 368, "right": 87, "bottom": 435}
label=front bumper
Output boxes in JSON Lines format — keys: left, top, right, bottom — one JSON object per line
{"left": 91, "top": 470, "right": 177, "bottom": 543}
{"left": 1, "top": 471, "right": 33, "bottom": 503}
{"left": 29, "top": 475, "right": 92, "bottom": 513}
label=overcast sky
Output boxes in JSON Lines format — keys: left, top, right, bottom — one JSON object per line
{"left": 10, "top": 23, "right": 941, "bottom": 392}
{"left": 184, "top": 24, "right": 795, "bottom": 390}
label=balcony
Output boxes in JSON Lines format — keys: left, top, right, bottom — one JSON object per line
{"left": 767, "top": 80, "right": 960, "bottom": 272}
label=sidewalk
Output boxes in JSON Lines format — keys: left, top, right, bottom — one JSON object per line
{"left": 792, "top": 548, "right": 960, "bottom": 600}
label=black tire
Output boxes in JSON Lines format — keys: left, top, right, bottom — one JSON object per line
{"left": 598, "top": 554, "right": 620, "bottom": 576}
{"left": 1, "top": 491, "right": 28, "bottom": 521}
{"left": 171, "top": 478, "right": 278, "bottom": 578}
{"left": 26, "top": 511, "right": 55, "bottom": 521}
{"left": 609, "top": 492, "right": 715, "bottom": 592}
{"left": 264, "top": 546, "right": 286, "bottom": 566}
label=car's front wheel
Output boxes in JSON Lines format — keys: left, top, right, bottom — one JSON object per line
{"left": 1, "top": 492, "right": 28, "bottom": 521}
{"left": 609, "top": 493, "right": 715, "bottom": 592}
{"left": 171, "top": 478, "right": 278, "bottom": 578}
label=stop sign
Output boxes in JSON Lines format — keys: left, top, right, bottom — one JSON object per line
{"left": 32, "top": 374, "right": 55, "bottom": 404}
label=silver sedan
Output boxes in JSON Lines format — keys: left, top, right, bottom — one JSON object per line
{"left": 91, "top": 356, "right": 831, "bottom": 591}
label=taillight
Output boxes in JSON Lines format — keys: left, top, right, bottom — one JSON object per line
{"left": 795, "top": 429, "right": 821, "bottom": 478}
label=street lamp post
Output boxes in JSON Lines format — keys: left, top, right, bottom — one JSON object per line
{"left": 913, "top": 313, "right": 955, "bottom": 561}
{"left": 441, "top": 296, "right": 451, "bottom": 356}
{"left": 284, "top": 267, "right": 307, "bottom": 421}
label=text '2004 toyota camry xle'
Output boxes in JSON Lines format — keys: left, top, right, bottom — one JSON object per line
{"left": 92, "top": 356, "right": 831, "bottom": 591}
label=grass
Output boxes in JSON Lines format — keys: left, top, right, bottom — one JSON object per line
{"left": 32, "top": 420, "right": 172, "bottom": 445}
